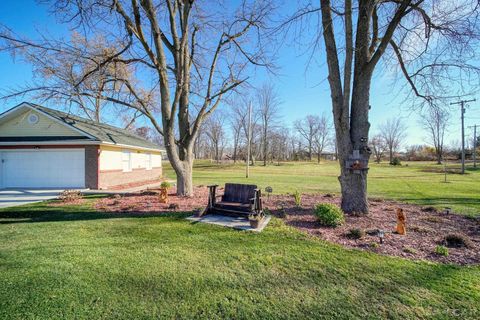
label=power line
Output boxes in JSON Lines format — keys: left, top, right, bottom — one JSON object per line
{"left": 451, "top": 98, "right": 476, "bottom": 174}
{"left": 468, "top": 124, "right": 479, "bottom": 168}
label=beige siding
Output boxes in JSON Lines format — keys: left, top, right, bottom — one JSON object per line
{"left": 99, "top": 145, "right": 162, "bottom": 171}
{"left": 0, "top": 109, "right": 83, "bottom": 137}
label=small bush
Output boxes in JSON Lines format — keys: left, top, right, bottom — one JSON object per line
{"left": 276, "top": 204, "right": 287, "bottom": 218}
{"left": 435, "top": 245, "right": 449, "bottom": 256}
{"left": 443, "top": 233, "right": 472, "bottom": 248}
{"left": 346, "top": 228, "right": 365, "bottom": 239}
{"left": 293, "top": 190, "right": 302, "bottom": 207}
{"left": 160, "top": 181, "right": 172, "bottom": 189}
{"left": 59, "top": 190, "right": 82, "bottom": 202}
{"left": 314, "top": 203, "right": 345, "bottom": 227}
{"left": 390, "top": 157, "right": 402, "bottom": 166}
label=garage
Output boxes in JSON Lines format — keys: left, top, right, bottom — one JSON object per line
{"left": 1, "top": 149, "right": 85, "bottom": 188}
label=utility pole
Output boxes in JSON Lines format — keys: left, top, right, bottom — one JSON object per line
{"left": 246, "top": 102, "right": 252, "bottom": 178}
{"left": 468, "top": 124, "right": 478, "bottom": 168}
{"left": 451, "top": 98, "right": 476, "bottom": 174}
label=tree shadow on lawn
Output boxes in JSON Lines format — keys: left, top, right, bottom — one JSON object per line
{"left": 0, "top": 204, "right": 193, "bottom": 225}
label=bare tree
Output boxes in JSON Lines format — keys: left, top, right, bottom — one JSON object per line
{"left": 283, "top": 0, "right": 480, "bottom": 213}
{"left": 228, "top": 99, "right": 249, "bottom": 163}
{"left": 369, "top": 134, "right": 386, "bottom": 163}
{"left": 313, "top": 115, "right": 331, "bottom": 163}
{"left": 269, "top": 127, "right": 291, "bottom": 163}
{"left": 379, "top": 118, "right": 407, "bottom": 164}
{"left": 0, "top": 33, "right": 141, "bottom": 123}
{"left": 204, "top": 112, "right": 226, "bottom": 163}
{"left": 420, "top": 106, "right": 449, "bottom": 164}
{"left": 256, "top": 83, "right": 282, "bottom": 166}
{"left": 294, "top": 115, "right": 320, "bottom": 161}
{"left": 1, "top": 0, "right": 275, "bottom": 196}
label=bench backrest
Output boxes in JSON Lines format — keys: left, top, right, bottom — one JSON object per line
{"left": 222, "top": 183, "right": 257, "bottom": 203}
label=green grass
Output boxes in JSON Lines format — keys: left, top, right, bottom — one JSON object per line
{"left": 164, "top": 160, "right": 480, "bottom": 216}
{"left": 1, "top": 199, "right": 479, "bottom": 319}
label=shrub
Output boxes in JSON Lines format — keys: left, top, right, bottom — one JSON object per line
{"left": 390, "top": 157, "right": 402, "bottom": 166}
{"left": 435, "top": 245, "right": 449, "bottom": 256}
{"left": 59, "top": 190, "right": 82, "bottom": 202}
{"left": 346, "top": 228, "right": 365, "bottom": 239}
{"left": 276, "top": 204, "right": 287, "bottom": 218}
{"left": 293, "top": 190, "right": 302, "bottom": 207}
{"left": 443, "top": 233, "right": 472, "bottom": 248}
{"left": 160, "top": 181, "right": 172, "bottom": 189}
{"left": 314, "top": 203, "right": 345, "bottom": 227}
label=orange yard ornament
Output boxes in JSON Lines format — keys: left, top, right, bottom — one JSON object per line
{"left": 395, "top": 208, "right": 406, "bottom": 235}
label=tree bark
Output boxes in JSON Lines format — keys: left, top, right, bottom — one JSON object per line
{"left": 175, "top": 160, "right": 193, "bottom": 196}
{"left": 167, "top": 142, "right": 195, "bottom": 197}
{"left": 336, "top": 74, "right": 372, "bottom": 214}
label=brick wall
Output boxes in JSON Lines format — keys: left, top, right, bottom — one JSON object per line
{"left": 84, "top": 145, "right": 99, "bottom": 189}
{"left": 98, "top": 167, "right": 162, "bottom": 189}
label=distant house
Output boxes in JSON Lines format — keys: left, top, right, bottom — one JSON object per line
{"left": 0, "top": 102, "right": 164, "bottom": 189}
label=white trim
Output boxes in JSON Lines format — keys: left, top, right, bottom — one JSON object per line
{"left": 0, "top": 141, "right": 100, "bottom": 146}
{"left": 0, "top": 102, "right": 97, "bottom": 140}
{"left": 0, "top": 103, "right": 166, "bottom": 153}
{"left": 99, "top": 142, "right": 165, "bottom": 153}
{"left": 0, "top": 141, "right": 165, "bottom": 152}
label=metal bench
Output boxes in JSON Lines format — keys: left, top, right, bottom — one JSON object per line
{"left": 203, "top": 183, "right": 263, "bottom": 217}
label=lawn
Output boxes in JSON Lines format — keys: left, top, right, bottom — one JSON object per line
{"left": 164, "top": 160, "right": 480, "bottom": 216}
{"left": 0, "top": 199, "right": 479, "bottom": 319}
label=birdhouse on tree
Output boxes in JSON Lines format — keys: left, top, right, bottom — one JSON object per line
{"left": 346, "top": 149, "right": 369, "bottom": 174}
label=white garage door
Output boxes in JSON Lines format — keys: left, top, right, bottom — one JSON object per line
{"left": 1, "top": 149, "right": 85, "bottom": 188}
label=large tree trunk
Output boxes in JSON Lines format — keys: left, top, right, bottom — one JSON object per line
{"left": 165, "top": 131, "right": 195, "bottom": 196}
{"left": 335, "top": 72, "right": 372, "bottom": 214}
{"left": 339, "top": 168, "right": 368, "bottom": 213}
{"left": 175, "top": 159, "right": 194, "bottom": 196}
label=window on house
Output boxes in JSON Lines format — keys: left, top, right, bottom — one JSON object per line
{"left": 122, "top": 150, "right": 132, "bottom": 172}
{"left": 146, "top": 153, "right": 152, "bottom": 170}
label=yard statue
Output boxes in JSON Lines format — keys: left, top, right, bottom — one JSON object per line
{"left": 395, "top": 208, "right": 406, "bottom": 235}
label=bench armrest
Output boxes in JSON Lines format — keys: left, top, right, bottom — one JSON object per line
{"left": 207, "top": 184, "right": 219, "bottom": 188}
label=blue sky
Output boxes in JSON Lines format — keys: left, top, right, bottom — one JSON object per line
{"left": 0, "top": 0, "right": 478, "bottom": 148}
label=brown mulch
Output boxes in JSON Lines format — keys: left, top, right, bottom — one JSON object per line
{"left": 94, "top": 187, "right": 209, "bottom": 213}
{"left": 264, "top": 194, "right": 480, "bottom": 265}
{"left": 93, "top": 186, "right": 480, "bottom": 265}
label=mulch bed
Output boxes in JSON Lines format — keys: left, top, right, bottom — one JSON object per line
{"left": 264, "top": 194, "right": 480, "bottom": 265}
{"left": 93, "top": 186, "right": 480, "bottom": 265}
{"left": 94, "top": 187, "right": 209, "bottom": 214}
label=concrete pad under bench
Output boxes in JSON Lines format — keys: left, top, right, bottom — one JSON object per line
{"left": 187, "top": 214, "right": 271, "bottom": 232}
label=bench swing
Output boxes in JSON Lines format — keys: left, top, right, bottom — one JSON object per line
{"left": 203, "top": 183, "right": 263, "bottom": 218}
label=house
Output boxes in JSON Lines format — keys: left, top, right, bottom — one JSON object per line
{"left": 0, "top": 102, "right": 165, "bottom": 189}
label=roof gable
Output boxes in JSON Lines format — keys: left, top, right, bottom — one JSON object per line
{"left": 0, "top": 102, "right": 162, "bottom": 151}
{"left": 0, "top": 105, "right": 88, "bottom": 138}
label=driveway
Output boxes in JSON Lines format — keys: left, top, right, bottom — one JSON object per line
{"left": 0, "top": 189, "right": 64, "bottom": 209}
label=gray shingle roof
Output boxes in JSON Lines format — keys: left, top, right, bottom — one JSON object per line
{"left": 27, "top": 103, "right": 163, "bottom": 151}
